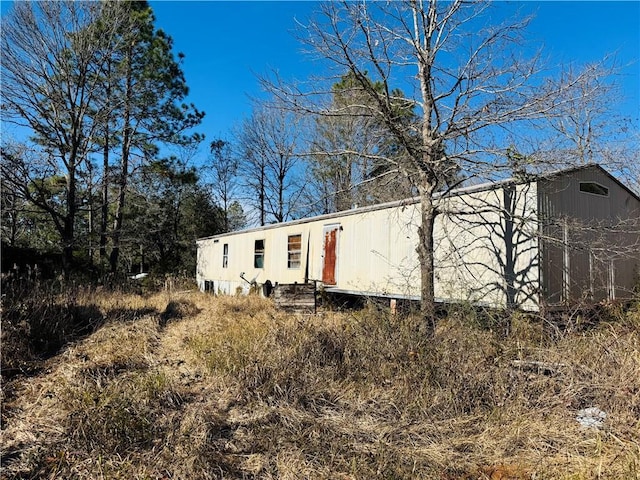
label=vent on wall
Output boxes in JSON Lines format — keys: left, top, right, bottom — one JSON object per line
{"left": 579, "top": 181, "right": 609, "bottom": 197}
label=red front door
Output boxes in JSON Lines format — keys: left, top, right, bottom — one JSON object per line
{"left": 322, "top": 225, "right": 339, "bottom": 285}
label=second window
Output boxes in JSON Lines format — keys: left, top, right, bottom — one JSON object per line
{"left": 254, "top": 239, "right": 265, "bottom": 268}
{"left": 287, "top": 234, "right": 302, "bottom": 269}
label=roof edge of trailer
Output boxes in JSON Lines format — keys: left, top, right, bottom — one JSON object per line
{"left": 196, "top": 163, "right": 637, "bottom": 243}
{"left": 197, "top": 196, "right": 422, "bottom": 242}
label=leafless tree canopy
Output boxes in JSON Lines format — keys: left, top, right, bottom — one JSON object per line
{"left": 262, "top": 0, "right": 633, "bottom": 324}
{"left": 236, "top": 101, "right": 306, "bottom": 225}
{"left": 531, "top": 61, "right": 640, "bottom": 194}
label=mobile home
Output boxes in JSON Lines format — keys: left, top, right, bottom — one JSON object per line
{"left": 196, "top": 165, "right": 640, "bottom": 311}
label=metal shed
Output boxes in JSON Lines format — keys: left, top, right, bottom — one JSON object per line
{"left": 196, "top": 164, "right": 640, "bottom": 311}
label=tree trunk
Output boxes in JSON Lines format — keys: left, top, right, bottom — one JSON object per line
{"left": 110, "top": 134, "right": 130, "bottom": 273}
{"left": 416, "top": 185, "right": 437, "bottom": 331}
{"left": 223, "top": 197, "right": 229, "bottom": 232}
{"left": 278, "top": 160, "right": 285, "bottom": 222}
{"left": 87, "top": 162, "right": 94, "bottom": 263}
{"left": 100, "top": 128, "right": 109, "bottom": 260}
{"left": 62, "top": 163, "right": 77, "bottom": 276}
{"left": 110, "top": 46, "right": 133, "bottom": 273}
{"left": 8, "top": 192, "right": 18, "bottom": 246}
{"left": 100, "top": 62, "right": 111, "bottom": 261}
{"left": 260, "top": 164, "right": 265, "bottom": 226}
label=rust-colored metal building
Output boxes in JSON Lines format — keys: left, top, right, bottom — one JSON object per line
{"left": 196, "top": 165, "right": 639, "bottom": 311}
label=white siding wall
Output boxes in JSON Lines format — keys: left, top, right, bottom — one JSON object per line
{"left": 329, "top": 203, "right": 421, "bottom": 296}
{"left": 197, "top": 180, "right": 541, "bottom": 310}
{"left": 197, "top": 225, "right": 312, "bottom": 295}
{"left": 435, "top": 183, "right": 540, "bottom": 310}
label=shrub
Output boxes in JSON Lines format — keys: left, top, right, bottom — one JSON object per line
{"left": 1, "top": 280, "right": 104, "bottom": 375}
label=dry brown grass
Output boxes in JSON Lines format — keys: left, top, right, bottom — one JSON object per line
{"left": 2, "top": 288, "right": 639, "bottom": 479}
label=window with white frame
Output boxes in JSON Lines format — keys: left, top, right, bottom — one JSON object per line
{"left": 254, "top": 239, "right": 265, "bottom": 268}
{"left": 222, "top": 243, "right": 228, "bottom": 268}
{"left": 287, "top": 234, "right": 302, "bottom": 269}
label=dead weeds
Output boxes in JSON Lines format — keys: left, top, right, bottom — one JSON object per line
{"left": 1, "top": 290, "right": 639, "bottom": 479}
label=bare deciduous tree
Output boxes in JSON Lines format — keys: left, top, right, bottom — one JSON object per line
{"left": 237, "top": 100, "right": 305, "bottom": 225}
{"left": 532, "top": 61, "right": 640, "bottom": 193}
{"left": 266, "top": 0, "right": 612, "bottom": 327}
{"left": 208, "top": 139, "right": 238, "bottom": 232}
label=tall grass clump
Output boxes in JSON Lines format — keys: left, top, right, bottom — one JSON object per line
{"left": 186, "top": 294, "right": 276, "bottom": 375}
{"left": 212, "top": 301, "right": 506, "bottom": 418}
{"left": 63, "top": 370, "right": 181, "bottom": 453}
{"left": 1, "top": 279, "right": 104, "bottom": 376}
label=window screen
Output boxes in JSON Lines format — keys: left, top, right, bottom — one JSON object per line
{"left": 288, "top": 234, "right": 302, "bottom": 269}
{"left": 254, "top": 239, "right": 265, "bottom": 268}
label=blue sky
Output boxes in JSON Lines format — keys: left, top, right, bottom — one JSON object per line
{"left": 148, "top": 1, "right": 640, "bottom": 147}
{"left": 1, "top": 1, "right": 638, "bottom": 155}
{"left": 149, "top": 1, "right": 321, "bottom": 142}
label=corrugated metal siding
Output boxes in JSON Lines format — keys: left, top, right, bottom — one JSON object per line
{"left": 538, "top": 166, "right": 640, "bottom": 304}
